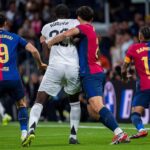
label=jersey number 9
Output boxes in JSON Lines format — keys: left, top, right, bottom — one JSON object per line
{"left": 0, "top": 44, "right": 9, "bottom": 63}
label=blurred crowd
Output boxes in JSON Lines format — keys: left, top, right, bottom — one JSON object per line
{"left": 0, "top": 0, "right": 148, "bottom": 122}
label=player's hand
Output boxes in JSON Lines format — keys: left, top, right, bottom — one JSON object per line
{"left": 47, "top": 42, "right": 52, "bottom": 49}
{"left": 40, "top": 36, "right": 46, "bottom": 43}
{"left": 38, "top": 63, "right": 47, "bottom": 71}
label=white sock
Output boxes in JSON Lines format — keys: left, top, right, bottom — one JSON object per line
{"left": 29, "top": 103, "right": 43, "bottom": 133}
{"left": 69, "top": 101, "right": 81, "bottom": 139}
{"left": 114, "top": 127, "right": 123, "bottom": 136}
{"left": 139, "top": 128, "right": 146, "bottom": 132}
{"left": 21, "top": 130, "right": 27, "bottom": 138}
{"left": 0, "top": 102, "right": 5, "bottom": 118}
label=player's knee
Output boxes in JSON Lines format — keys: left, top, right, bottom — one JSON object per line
{"left": 35, "top": 91, "right": 49, "bottom": 105}
{"left": 87, "top": 104, "right": 99, "bottom": 120}
{"left": 89, "top": 97, "right": 104, "bottom": 113}
{"left": 16, "top": 97, "right": 27, "bottom": 108}
{"left": 131, "top": 106, "right": 144, "bottom": 114}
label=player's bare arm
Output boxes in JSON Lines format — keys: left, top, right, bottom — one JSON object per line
{"left": 40, "top": 35, "right": 50, "bottom": 60}
{"left": 25, "top": 43, "right": 47, "bottom": 70}
{"left": 47, "top": 27, "right": 80, "bottom": 48}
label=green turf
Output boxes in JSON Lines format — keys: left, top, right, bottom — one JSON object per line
{"left": 0, "top": 122, "right": 150, "bottom": 150}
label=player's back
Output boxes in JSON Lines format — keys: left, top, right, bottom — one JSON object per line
{"left": 0, "top": 30, "right": 27, "bottom": 80}
{"left": 41, "top": 19, "right": 79, "bottom": 67}
{"left": 128, "top": 42, "right": 150, "bottom": 90}
{"left": 77, "top": 24, "right": 103, "bottom": 76}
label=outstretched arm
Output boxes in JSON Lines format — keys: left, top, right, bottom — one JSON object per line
{"left": 25, "top": 43, "right": 47, "bottom": 70}
{"left": 47, "top": 27, "right": 80, "bottom": 48}
{"left": 40, "top": 35, "right": 50, "bottom": 60}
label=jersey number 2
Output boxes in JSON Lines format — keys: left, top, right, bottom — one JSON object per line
{"left": 0, "top": 44, "right": 9, "bottom": 63}
{"left": 141, "top": 56, "right": 150, "bottom": 75}
{"left": 49, "top": 28, "right": 68, "bottom": 46}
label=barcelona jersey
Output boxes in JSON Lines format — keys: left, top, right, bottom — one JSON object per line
{"left": 76, "top": 24, "right": 103, "bottom": 76}
{"left": 125, "top": 42, "right": 150, "bottom": 91}
{"left": 0, "top": 29, "right": 28, "bottom": 80}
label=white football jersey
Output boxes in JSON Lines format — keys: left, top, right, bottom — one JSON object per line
{"left": 41, "top": 19, "right": 80, "bottom": 66}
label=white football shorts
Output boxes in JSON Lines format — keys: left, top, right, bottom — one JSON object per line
{"left": 38, "top": 64, "right": 81, "bottom": 96}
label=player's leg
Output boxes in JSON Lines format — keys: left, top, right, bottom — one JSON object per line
{"left": 16, "top": 97, "right": 28, "bottom": 142}
{"left": 0, "top": 84, "right": 12, "bottom": 125}
{"left": 130, "top": 91, "right": 149, "bottom": 139}
{"left": 10, "top": 80, "right": 28, "bottom": 143}
{"left": 64, "top": 65, "right": 81, "bottom": 144}
{"left": 68, "top": 93, "right": 81, "bottom": 144}
{"left": 23, "top": 66, "right": 63, "bottom": 146}
{"left": 0, "top": 101, "right": 12, "bottom": 125}
{"left": 22, "top": 91, "right": 49, "bottom": 147}
{"left": 0, "top": 101, "right": 5, "bottom": 118}
{"left": 82, "top": 73, "right": 130, "bottom": 144}
{"left": 28, "top": 66, "right": 63, "bottom": 134}
{"left": 130, "top": 106, "right": 148, "bottom": 139}
{"left": 28, "top": 91, "right": 49, "bottom": 133}
{"left": 89, "top": 96, "right": 130, "bottom": 144}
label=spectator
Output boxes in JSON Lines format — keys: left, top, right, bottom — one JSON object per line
{"left": 121, "top": 30, "right": 133, "bottom": 60}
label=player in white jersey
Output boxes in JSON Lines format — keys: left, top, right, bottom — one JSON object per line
{"left": 22, "top": 4, "right": 81, "bottom": 147}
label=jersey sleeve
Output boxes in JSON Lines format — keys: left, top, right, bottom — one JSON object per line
{"left": 41, "top": 25, "right": 47, "bottom": 37}
{"left": 76, "top": 24, "right": 85, "bottom": 34}
{"left": 124, "top": 44, "right": 134, "bottom": 64}
{"left": 41, "top": 25, "right": 49, "bottom": 43}
{"left": 18, "top": 36, "right": 28, "bottom": 47}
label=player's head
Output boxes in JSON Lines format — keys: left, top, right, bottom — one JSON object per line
{"left": 0, "top": 13, "right": 6, "bottom": 28}
{"left": 54, "top": 4, "right": 70, "bottom": 19}
{"left": 76, "top": 6, "right": 94, "bottom": 23}
{"left": 139, "top": 26, "right": 150, "bottom": 42}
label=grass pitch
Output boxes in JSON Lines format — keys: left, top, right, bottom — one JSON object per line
{"left": 0, "top": 122, "right": 150, "bottom": 150}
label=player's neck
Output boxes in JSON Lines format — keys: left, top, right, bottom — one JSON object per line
{"left": 80, "top": 20, "right": 90, "bottom": 25}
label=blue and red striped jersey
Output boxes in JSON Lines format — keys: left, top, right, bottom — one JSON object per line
{"left": 0, "top": 29, "right": 28, "bottom": 80}
{"left": 76, "top": 24, "right": 103, "bottom": 76}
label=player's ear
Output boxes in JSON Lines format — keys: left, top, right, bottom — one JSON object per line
{"left": 139, "top": 32, "right": 144, "bottom": 42}
{"left": 77, "top": 16, "right": 81, "bottom": 22}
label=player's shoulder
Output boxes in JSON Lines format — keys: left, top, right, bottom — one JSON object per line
{"left": 65, "top": 19, "right": 79, "bottom": 24}
{"left": 76, "top": 24, "right": 92, "bottom": 33}
{"left": 128, "top": 42, "right": 146, "bottom": 50}
{"left": 42, "top": 22, "right": 52, "bottom": 30}
{"left": 3, "top": 30, "right": 20, "bottom": 39}
{"left": 42, "top": 19, "right": 62, "bottom": 30}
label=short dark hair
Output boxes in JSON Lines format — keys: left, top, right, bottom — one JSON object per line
{"left": 76, "top": 6, "right": 94, "bottom": 22}
{"left": 54, "top": 4, "right": 70, "bottom": 19}
{"left": 0, "top": 13, "right": 6, "bottom": 27}
{"left": 139, "top": 26, "right": 150, "bottom": 40}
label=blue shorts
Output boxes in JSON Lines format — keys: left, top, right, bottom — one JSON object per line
{"left": 132, "top": 89, "right": 150, "bottom": 108}
{"left": 81, "top": 72, "right": 105, "bottom": 99}
{"left": 0, "top": 80, "right": 25, "bottom": 102}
